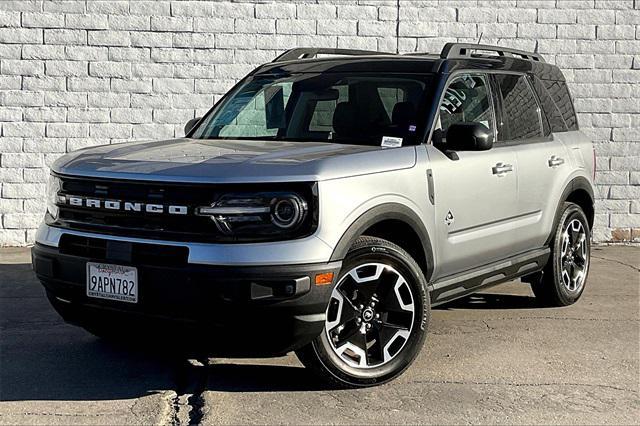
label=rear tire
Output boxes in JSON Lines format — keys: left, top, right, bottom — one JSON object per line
{"left": 531, "top": 202, "right": 591, "bottom": 307}
{"left": 296, "top": 236, "right": 430, "bottom": 388}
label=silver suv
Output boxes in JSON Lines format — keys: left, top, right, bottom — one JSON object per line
{"left": 33, "top": 44, "right": 595, "bottom": 387}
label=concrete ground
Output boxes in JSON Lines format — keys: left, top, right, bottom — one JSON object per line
{"left": 0, "top": 246, "right": 638, "bottom": 425}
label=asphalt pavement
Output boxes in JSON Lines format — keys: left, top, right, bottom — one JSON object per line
{"left": 1, "top": 245, "right": 638, "bottom": 425}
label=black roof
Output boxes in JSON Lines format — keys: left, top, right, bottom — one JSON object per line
{"left": 255, "top": 44, "right": 565, "bottom": 81}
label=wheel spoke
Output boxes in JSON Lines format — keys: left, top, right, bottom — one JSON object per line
{"left": 370, "top": 325, "right": 402, "bottom": 364}
{"left": 332, "top": 319, "right": 360, "bottom": 347}
{"left": 572, "top": 263, "right": 585, "bottom": 282}
{"left": 572, "top": 233, "right": 586, "bottom": 253}
{"left": 338, "top": 286, "right": 360, "bottom": 315}
{"left": 561, "top": 232, "right": 570, "bottom": 257}
{"left": 379, "top": 320, "right": 408, "bottom": 330}
{"left": 353, "top": 329, "right": 369, "bottom": 366}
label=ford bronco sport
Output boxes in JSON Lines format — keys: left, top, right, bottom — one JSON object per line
{"left": 33, "top": 44, "right": 595, "bottom": 387}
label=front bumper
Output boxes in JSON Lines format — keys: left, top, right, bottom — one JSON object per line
{"left": 32, "top": 240, "right": 341, "bottom": 356}
{"left": 35, "top": 223, "right": 335, "bottom": 266}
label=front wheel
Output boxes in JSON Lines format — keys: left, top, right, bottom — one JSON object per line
{"left": 296, "top": 236, "right": 430, "bottom": 388}
{"left": 531, "top": 202, "right": 591, "bottom": 306}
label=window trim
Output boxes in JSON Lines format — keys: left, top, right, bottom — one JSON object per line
{"left": 526, "top": 75, "right": 552, "bottom": 137}
{"left": 426, "top": 70, "right": 498, "bottom": 146}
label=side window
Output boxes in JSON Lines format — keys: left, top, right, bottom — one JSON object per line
{"left": 494, "top": 74, "right": 543, "bottom": 141}
{"left": 542, "top": 79, "right": 579, "bottom": 131}
{"left": 532, "top": 76, "right": 567, "bottom": 134}
{"left": 435, "top": 73, "right": 494, "bottom": 144}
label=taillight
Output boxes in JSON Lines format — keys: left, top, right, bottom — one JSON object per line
{"left": 592, "top": 147, "right": 596, "bottom": 180}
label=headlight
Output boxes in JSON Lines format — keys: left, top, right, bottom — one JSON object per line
{"left": 46, "top": 174, "right": 61, "bottom": 220}
{"left": 197, "top": 192, "right": 309, "bottom": 237}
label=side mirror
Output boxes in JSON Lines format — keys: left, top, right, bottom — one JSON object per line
{"left": 184, "top": 117, "right": 201, "bottom": 136}
{"left": 446, "top": 122, "right": 494, "bottom": 151}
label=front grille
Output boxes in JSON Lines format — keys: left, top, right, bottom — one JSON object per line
{"left": 50, "top": 174, "right": 315, "bottom": 242}
{"left": 59, "top": 234, "right": 189, "bottom": 267}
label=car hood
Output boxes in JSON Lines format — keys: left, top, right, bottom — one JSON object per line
{"left": 52, "top": 138, "right": 417, "bottom": 183}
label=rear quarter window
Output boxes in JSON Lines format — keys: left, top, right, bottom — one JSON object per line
{"left": 541, "top": 80, "right": 579, "bottom": 131}
{"left": 532, "top": 76, "right": 568, "bottom": 134}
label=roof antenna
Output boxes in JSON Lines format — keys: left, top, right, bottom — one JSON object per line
{"left": 477, "top": 32, "right": 483, "bottom": 45}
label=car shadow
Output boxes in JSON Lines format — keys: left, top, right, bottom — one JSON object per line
{"left": 1, "top": 259, "right": 545, "bottom": 401}
{"left": 204, "top": 363, "right": 332, "bottom": 392}
{"left": 0, "top": 261, "right": 327, "bottom": 402}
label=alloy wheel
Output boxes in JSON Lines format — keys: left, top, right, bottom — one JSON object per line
{"left": 324, "top": 263, "right": 415, "bottom": 369}
{"left": 560, "top": 218, "right": 589, "bottom": 292}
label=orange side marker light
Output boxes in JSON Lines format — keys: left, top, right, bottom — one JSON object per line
{"left": 315, "top": 272, "right": 334, "bottom": 286}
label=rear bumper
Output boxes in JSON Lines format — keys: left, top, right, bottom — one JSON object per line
{"left": 32, "top": 242, "right": 341, "bottom": 356}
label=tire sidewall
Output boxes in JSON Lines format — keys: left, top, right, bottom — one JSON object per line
{"left": 311, "top": 239, "right": 430, "bottom": 387}
{"left": 551, "top": 204, "right": 591, "bottom": 305}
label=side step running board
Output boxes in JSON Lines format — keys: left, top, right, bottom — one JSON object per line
{"left": 429, "top": 247, "right": 550, "bottom": 306}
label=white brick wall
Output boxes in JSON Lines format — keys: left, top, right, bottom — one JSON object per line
{"left": 1, "top": 0, "right": 639, "bottom": 246}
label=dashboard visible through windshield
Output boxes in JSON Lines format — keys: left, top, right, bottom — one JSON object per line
{"left": 192, "top": 72, "right": 434, "bottom": 147}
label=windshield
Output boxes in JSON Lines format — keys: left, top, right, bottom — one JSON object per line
{"left": 192, "top": 72, "right": 434, "bottom": 146}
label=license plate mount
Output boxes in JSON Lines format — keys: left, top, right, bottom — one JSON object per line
{"left": 86, "top": 262, "right": 138, "bottom": 304}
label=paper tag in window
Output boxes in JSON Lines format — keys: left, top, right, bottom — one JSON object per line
{"left": 381, "top": 136, "right": 403, "bottom": 148}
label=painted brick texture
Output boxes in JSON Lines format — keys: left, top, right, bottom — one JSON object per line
{"left": 0, "top": 0, "right": 639, "bottom": 246}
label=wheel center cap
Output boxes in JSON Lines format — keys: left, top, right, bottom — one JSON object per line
{"left": 362, "top": 308, "right": 374, "bottom": 322}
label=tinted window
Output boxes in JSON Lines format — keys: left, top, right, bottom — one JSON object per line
{"left": 532, "top": 76, "right": 567, "bottom": 134}
{"left": 194, "top": 73, "right": 432, "bottom": 146}
{"left": 542, "top": 80, "right": 579, "bottom": 131}
{"left": 435, "top": 74, "right": 494, "bottom": 144}
{"left": 495, "top": 74, "right": 542, "bottom": 141}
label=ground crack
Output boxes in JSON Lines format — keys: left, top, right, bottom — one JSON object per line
{"left": 592, "top": 255, "right": 640, "bottom": 272}
{"left": 170, "top": 359, "right": 208, "bottom": 426}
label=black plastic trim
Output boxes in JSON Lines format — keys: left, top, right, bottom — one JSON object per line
{"left": 329, "top": 203, "right": 434, "bottom": 281}
{"left": 32, "top": 243, "right": 342, "bottom": 355}
{"left": 545, "top": 176, "right": 595, "bottom": 246}
{"left": 430, "top": 247, "right": 550, "bottom": 306}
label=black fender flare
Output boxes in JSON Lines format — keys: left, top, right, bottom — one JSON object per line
{"left": 545, "top": 176, "right": 595, "bottom": 246}
{"left": 329, "top": 203, "right": 435, "bottom": 281}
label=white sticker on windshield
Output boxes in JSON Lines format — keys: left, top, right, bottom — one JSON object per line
{"left": 381, "top": 136, "right": 403, "bottom": 148}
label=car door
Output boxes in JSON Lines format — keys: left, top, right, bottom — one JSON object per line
{"left": 426, "top": 72, "right": 519, "bottom": 279}
{"left": 491, "top": 73, "right": 572, "bottom": 253}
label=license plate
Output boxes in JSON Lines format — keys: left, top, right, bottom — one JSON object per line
{"left": 86, "top": 262, "right": 138, "bottom": 303}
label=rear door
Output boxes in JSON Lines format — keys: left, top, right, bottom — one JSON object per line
{"left": 491, "top": 73, "right": 572, "bottom": 252}
{"left": 426, "top": 72, "right": 519, "bottom": 278}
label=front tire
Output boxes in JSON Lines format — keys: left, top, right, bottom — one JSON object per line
{"left": 296, "top": 236, "right": 430, "bottom": 388}
{"left": 531, "top": 202, "right": 591, "bottom": 307}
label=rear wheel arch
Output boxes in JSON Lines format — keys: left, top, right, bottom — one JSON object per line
{"left": 565, "top": 188, "right": 594, "bottom": 230}
{"left": 546, "top": 176, "right": 595, "bottom": 246}
{"left": 329, "top": 203, "right": 434, "bottom": 281}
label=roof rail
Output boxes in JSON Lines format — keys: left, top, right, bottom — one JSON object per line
{"left": 440, "top": 43, "right": 545, "bottom": 62}
{"left": 273, "top": 47, "right": 388, "bottom": 63}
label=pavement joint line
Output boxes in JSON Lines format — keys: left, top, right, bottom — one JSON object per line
{"left": 591, "top": 255, "right": 640, "bottom": 272}
{"left": 3, "top": 412, "right": 116, "bottom": 417}
{"left": 410, "top": 380, "right": 638, "bottom": 393}
{"left": 434, "top": 317, "right": 639, "bottom": 322}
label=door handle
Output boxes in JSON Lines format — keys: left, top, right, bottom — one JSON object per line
{"left": 548, "top": 156, "right": 565, "bottom": 168}
{"left": 492, "top": 162, "right": 513, "bottom": 175}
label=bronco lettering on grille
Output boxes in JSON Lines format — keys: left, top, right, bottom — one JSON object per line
{"left": 60, "top": 196, "right": 188, "bottom": 215}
